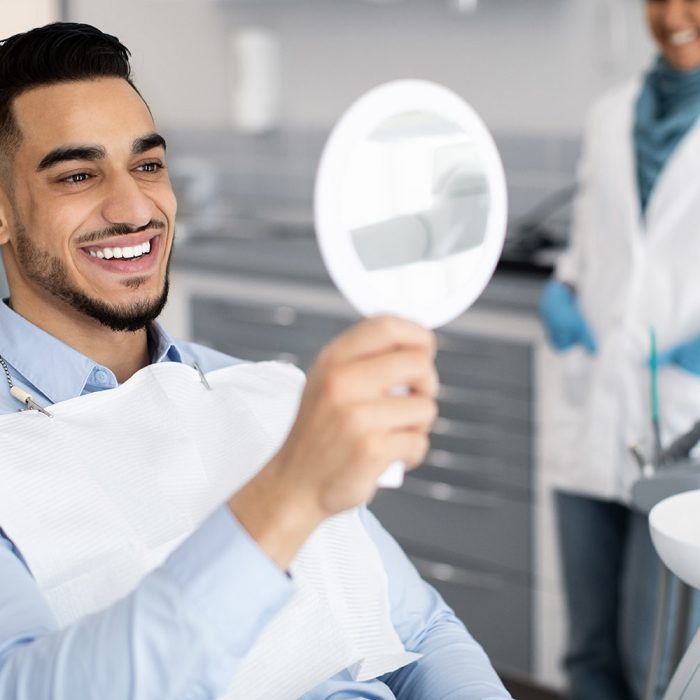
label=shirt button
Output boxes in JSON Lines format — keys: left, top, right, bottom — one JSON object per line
{"left": 94, "top": 370, "right": 109, "bottom": 385}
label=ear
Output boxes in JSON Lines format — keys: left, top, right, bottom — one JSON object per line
{"left": 0, "top": 187, "right": 11, "bottom": 246}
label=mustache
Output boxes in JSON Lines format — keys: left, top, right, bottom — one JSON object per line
{"left": 75, "top": 220, "right": 166, "bottom": 246}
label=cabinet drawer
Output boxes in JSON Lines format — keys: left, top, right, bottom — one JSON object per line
{"left": 192, "top": 295, "right": 346, "bottom": 334}
{"left": 421, "top": 452, "right": 530, "bottom": 493}
{"left": 429, "top": 429, "right": 531, "bottom": 470}
{"left": 191, "top": 296, "right": 349, "bottom": 368}
{"left": 370, "top": 474, "right": 532, "bottom": 575}
{"left": 438, "top": 385, "right": 531, "bottom": 433}
{"left": 436, "top": 334, "right": 532, "bottom": 394}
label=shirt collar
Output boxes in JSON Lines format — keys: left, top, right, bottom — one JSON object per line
{"left": 0, "top": 300, "right": 186, "bottom": 404}
{"left": 148, "top": 321, "right": 184, "bottom": 364}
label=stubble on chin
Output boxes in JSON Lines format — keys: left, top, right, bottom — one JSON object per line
{"left": 14, "top": 223, "right": 170, "bottom": 332}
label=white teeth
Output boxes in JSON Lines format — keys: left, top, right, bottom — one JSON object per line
{"left": 671, "top": 29, "right": 698, "bottom": 46}
{"left": 88, "top": 239, "right": 153, "bottom": 260}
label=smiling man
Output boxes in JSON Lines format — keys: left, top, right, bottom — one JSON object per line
{"left": 0, "top": 22, "right": 511, "bottom": 700}
{"left": 1, "top": 70, "right": 175, "bottom": 381}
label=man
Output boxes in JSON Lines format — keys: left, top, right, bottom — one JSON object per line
{"left": 0, "top": 22, "right": 511, "bottom": 699}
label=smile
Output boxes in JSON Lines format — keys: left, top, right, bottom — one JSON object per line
{"left": 80, "top": 234, "right": 162, "bottom": 275}
{"left": 670, "top": 29, "right": 699, "bottom": 47}
{"left": 88, "top": 239, "right": 152, "bottom": 260}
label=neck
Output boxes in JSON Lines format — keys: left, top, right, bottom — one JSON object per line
{"left": 8, "top": 291, "right": 151, "bottom": 384}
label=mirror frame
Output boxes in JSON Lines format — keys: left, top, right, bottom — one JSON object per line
{"left": 314, "top": 79, "right": 508, "bottom": 329}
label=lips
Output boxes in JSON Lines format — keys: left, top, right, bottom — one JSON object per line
{"left": 79, "top": 234, "right": 162, "bottom": 275}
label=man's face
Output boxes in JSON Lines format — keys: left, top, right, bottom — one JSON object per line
{"left": 647, "top": 0, "right": 700, "bottom": 71}
{"left": 0, "top": 77, "right": 176, "bottom": 331}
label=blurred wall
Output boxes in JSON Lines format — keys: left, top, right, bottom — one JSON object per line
{"left": 66, "top": 0, "right": 655, "bottom": 138}
{"left": 1, "top": 0, "right": 60, "bottom": 37}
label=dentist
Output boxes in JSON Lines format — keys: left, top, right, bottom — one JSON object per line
{"left": 540, "top": 1, "right": 700, "bottom": 698}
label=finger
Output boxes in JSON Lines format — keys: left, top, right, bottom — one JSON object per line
{"left": 385, "top": 431, "right": 431, "bottom": 471}
{"left": 330, "top": 348, "right": 439, "bottom": 401}
{"left": 340, "top": 396, "right": 438, "bottom": 437}
{"left": 320, "top": 315, "right": 436, "bottom": 366}
{"left": 359, "top": 431, "right": 431, "bottom": 479}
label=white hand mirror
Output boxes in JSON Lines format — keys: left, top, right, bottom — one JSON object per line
{"left": 314, "top": 80, "right": 508, "bottom": 487}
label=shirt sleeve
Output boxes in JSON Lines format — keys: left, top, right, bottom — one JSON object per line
{"left": 0, "top": 505, "right": 293, "bottom": 700}
{"left": 361, "top": 508, "right": 513, "bottom": 700}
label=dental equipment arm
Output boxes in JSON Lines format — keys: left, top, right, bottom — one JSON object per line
{"left": 661, "top": 421, "right": 700, "bottom": 465}
{"left": 350, "top": 168, "right": 489, "bottom": 271}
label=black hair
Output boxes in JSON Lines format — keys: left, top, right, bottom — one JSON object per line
{"left": 0, "top": 22, "right": 140, "bottom": 180}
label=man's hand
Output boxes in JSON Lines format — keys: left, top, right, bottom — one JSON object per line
{"left": 228, "top": 316, "right": 438, "bottom": 569}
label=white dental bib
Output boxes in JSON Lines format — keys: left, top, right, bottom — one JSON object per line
{"left": 0, "top": 361, "right": 418, "bottom": 698}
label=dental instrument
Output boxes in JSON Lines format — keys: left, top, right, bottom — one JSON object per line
{"left": 651, "top": 328, "right": 663, "bottom": 468}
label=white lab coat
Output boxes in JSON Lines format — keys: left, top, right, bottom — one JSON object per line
{"left": 545, "top": 79, "right": 700, "bottom": 503}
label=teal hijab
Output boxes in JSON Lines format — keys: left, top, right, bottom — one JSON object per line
{"left": 635, "top": 56, "right": 700, "bottom": 216}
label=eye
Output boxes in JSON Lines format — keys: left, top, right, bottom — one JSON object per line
{"left": 135, "top": 161, "right": 164, "bottom": 174}
{"left": 62, "top": 172, "right": 91, "bottom": 185}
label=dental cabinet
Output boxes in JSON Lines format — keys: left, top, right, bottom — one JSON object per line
{"left": 161, "top": 236, "right": 565, "bottom": 690}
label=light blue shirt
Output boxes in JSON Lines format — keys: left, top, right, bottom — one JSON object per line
{"left": 0, "top": 299, "right": 512, "bottom": 699}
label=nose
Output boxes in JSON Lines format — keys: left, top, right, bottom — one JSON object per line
{"left": 100, "top": 172, "right": 154, "bottom": 229}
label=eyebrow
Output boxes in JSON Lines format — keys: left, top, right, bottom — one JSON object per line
{"left": 37, "top": 145, "right": 106, "bottom": 172}
{"left": 36, "top": 133, "right": 167, "bottom": 172}
{"left": 132, "top": 133, "right": 167, "bottom": 155}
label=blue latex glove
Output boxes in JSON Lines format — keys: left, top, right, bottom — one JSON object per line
{"left": 538, "top": 279, "right": 597, "bottom": 354}
{"left": 656, "top": 334, "right": 700, "bottom": 376}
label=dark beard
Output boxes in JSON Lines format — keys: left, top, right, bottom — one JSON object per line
{"left": 14, "top": 223, "right": 170, "bottom": 332}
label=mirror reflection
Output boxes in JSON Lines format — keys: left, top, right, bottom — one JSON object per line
{"left": 343, "top": 111, "right": 490, "bottom": 272}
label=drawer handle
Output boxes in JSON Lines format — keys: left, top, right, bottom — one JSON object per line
{"left": 274, "top": 352, "right": 300, "bottom": 364}
{"left": 433, "top": 417, "right": 473, "bottom": 436}
{"left": 273, "top": 306, "right": 298, "bottom": 326}
{"left": 432, "top": 415, "right": 527, "bottom": 437}
{"left": 426, "top": 449, "right": 505, "bottom": 476}
{"left": 411, "top": 555, "right": 504, "bottom": 591}
{"left": 402, "top": 475, "right": 503, "bottom": 508}
{"left": 439, "top": 385, "right": 499, "bottom": 403}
